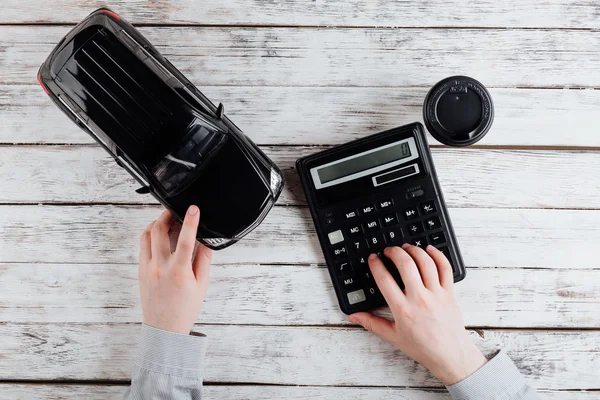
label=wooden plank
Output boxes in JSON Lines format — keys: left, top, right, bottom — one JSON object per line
{"left": 2, "top": 145, "right": 600, "bottom": 209}
{"left": 1, "top": 323, "right": 598, "bottom": 389}
{"left": 3, "top": 0, "right": 599, "bottom": 28}
{"left": 1, "top": 263, "right": 599, "bottom": 328}
{"left": 4, "top": 85, "right": 600, "bottom": 147}
{"left": 0, "top": 384, "right": 450, "bottom": 400}
{"left": 3, "top": 26, "right": 600, "bottom": 88}
{"left": 0, "top": 384, "right": 595, "bottom": 400}
{"left": 0, "top": 205, "right": 598, "bottom": 269}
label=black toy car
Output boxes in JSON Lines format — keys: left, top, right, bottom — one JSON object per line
{"left": 38, "top": 8, "right": 284, "bottom": 250}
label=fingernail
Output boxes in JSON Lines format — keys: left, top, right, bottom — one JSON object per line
{"left": 188, "top": 205, "right": 199, "bottom": 215}
{"left": 426, "top": 245, "right": 434, "bottom": 251}
{"left": 368, "top": 253, "right": 377, "bottom": 260}
{"left": 348, "top": 316, "right": 357, "bottom": 324}
{"left": 402, "top": 243, "right": 411, "bottom": 249}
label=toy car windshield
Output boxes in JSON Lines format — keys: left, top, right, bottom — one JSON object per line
{"left": 38, "top": 9, "right": 284, "bottom": 250}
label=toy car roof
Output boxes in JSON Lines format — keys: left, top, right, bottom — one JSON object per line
{"left": 38, "top": 8, "right": 227, "bottom": 170}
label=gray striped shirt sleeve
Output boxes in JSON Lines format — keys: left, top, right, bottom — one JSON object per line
{"left": 446, "top": 350, "right": 537, "bottom": 400}
{"left": 121, "top": 324, "right": 207, "bottom": 400}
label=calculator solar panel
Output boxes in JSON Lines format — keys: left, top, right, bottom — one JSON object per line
{"left": 296, "top": 122, "right": 466, "bottom": 314}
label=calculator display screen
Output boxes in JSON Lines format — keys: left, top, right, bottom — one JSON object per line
{"left": 310, "top": 137, "right": 418, "bottom": 189}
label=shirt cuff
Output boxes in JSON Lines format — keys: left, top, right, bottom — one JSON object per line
{"left": 134, "top": 324, "right": 207, "bottom": 379}
{"left": 446, "top": 350, "right": 528, "bottom": 400}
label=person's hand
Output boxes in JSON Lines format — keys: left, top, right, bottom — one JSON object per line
{"left": 138, "top": 205, "right": 212, "bottom": 334}
{"left": 348, "top": 244, "right": 487, "bottom": 386}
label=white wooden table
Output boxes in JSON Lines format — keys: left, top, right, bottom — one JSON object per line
{"left": 1, "top": 1, "right": 599, "bottom": 398}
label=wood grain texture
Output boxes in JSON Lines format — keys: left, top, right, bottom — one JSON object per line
{"left": 1, "top": 323, "right": 599, "bottom": 389}
{"left": 2, "top": 145, "right": 600, "bottom": 209}
{"left": 0, "top": 384, "right": 596, "bottom": 400}
{"left": 3, "top": 26, "right": 600, "bottom": 88}
{"left": 0, "top": 384, "right": 450, "bottom": 400}
{"left": 3, "top": 0, "right": 599, "bottom": 28}
{"left": 0, "top": 205, "right": 598, "bottom": 268}
{"left": 1, "top": 263, "right": 599, "bottom": 328}
{"left": 4, "top": 85, "right": 600, "bottom": 147}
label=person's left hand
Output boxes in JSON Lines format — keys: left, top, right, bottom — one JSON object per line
{"left": 138, "top": 206, "right": 212, "bottom": 334}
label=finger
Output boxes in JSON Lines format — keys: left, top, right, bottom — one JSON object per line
{"left": 348, "top": 312, "right": 396, "bottom": 343}
{"left": 368, "top": 253, "right": 406, "bottom": 308}
{"left": 151, "top": 209, "right": 173, "bottom": 260}
{"left": 175, "top": 205, "right": 200, "bottom": 263}
{"left": 192, "top": 242, "right": 213, "bottom": 286}
{"left": 427, "top": 245, "right": 454, "bottom": 290}
{"left": 402, "top": 244, "right": 440, "bottom": 290}
{"left": 384, "top": 246, "right": 424, "bottom": 293}
{"left": 139, "top": 221, "right": 154, "bottom": 264}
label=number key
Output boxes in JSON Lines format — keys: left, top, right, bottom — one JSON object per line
{"left": 352, "top": 239, "right": 367, "bottom": 253}
{"left": 367, "top": 233, "right": 385, "bottom": 248}
{"left": 386, "top": 228, "right": 403, "bottom": 243}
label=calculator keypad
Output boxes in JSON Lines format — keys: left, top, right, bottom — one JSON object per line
{"left": 323, "top": 197, "right": 452, "bottom": 310}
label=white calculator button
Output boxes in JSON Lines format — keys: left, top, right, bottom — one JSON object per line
{"left": 328, "top": 229, "right": 344, "bottom": 245}
{"left": 347, "top": 289, "right": 366, "bottom": 305}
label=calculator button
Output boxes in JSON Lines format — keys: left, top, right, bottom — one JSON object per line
{"left": 437, "top": 247, "right": 455, "bottom": 271}
{"left": 328, "top": 229, "right": 345, "bottom": 245}
{"left": 361, "top": 204, "right": 376, "bottom": 215}
{"left": 351, "top": 239, "right": 368, "bottom": 253}
{"left": 365, "top": 219, "right": 380, "bottom": 232}
{"left": 337, "top": 261, "right": 352, "bottom": 276}
{"left": 403, "top": 207, "right": 419, "bottom": 220}
{"left": 430, "top": 232, "right": 446, "bottom": 245}
{"left": 407, "top": 222, "right": 424, "bottom": 235}
{"left": 332, "top": 245, "right": 348, "bottom": 258}
{"left": 347, "top": 289, "right": 367, "bottom": 305}
{"left": 348, "top": 225, "right": 363, "bottom": 236}
{"left": 424, "top": 216, "right": 441, "bottom": 231}
{"left": 420, "top": 201, "right": 436, "bottom": 215}
{"left": 386, "top": 228, "right": 403, "bottom": 243}
{"left": 378, "top": 199, "right": 394, "bottom": 209}
{"left": 341, "top": 276, "right": 356, "bottom": 287}
{"left": 356, "top": 255, "right": 368, "bottom": 267}
{"left": 367, "top": 233, "right": 385, "bottom": 248}
{"left": 411, "top": 237, "right": 428, "bottom": 249}
{"left": 382, "top": 214, "right": 398, "bottom": 227}
{"left": 344, "top": 210, "right": 358, "bottom": 219}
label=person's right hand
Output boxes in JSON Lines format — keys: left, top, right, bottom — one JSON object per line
{"left": 348, "top": 244, "right": 487, "bottom": 386}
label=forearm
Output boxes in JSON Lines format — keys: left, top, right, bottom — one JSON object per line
{"left": 446, "top": 350, "right": 537, "bottom": 400}
{"left": 122, "top": 324, "right": 207, "bottom": 400}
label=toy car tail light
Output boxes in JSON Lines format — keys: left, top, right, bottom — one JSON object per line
{"left": 98, "top": 9, "right": 121, "bottom": 21}
{"left": 37, "top": 71, "right": 49, "bottom": 95}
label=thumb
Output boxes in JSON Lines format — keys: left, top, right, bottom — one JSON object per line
{"left": 349, "top": 312, "right": 396, "bottom": 343}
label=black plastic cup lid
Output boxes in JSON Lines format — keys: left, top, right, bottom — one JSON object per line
{"left": 423, "top": 76, "right": 494, "bottom": 146}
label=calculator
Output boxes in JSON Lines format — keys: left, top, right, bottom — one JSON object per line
{"left": 296, "top": 122, "right": 466, "bottom": 314}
